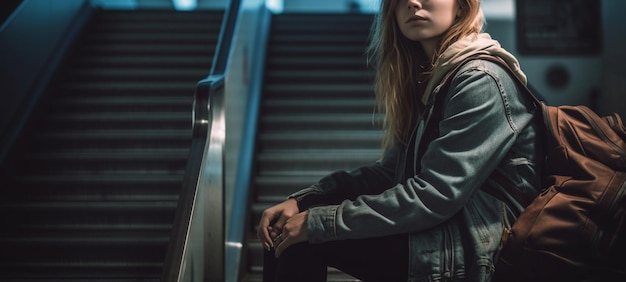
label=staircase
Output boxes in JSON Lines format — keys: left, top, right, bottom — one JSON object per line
{"left": 242, "top": 13, "right": 380, "bottom": 281}
{"left": 0, "top": 9, "right": 222, "bottom": 280}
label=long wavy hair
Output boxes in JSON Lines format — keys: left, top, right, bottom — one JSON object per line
{"left": 367, "top": 0, "right": 484, "bottom": 150}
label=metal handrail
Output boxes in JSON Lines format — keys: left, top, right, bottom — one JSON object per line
{"left": 210, "top": 0, "right": 241, "bottom": 76}
{"left": 161, "top": 74, "right": 224, "bottom": 281}
{"left": 224, "top": 6, "right": 272, "bottom": 281}
{"left": 161, "top": 0, "right": 241, "bottom": 280}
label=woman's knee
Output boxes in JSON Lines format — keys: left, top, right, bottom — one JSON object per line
{"left": 274, "top": 243, "right": 328, "bottom": 281}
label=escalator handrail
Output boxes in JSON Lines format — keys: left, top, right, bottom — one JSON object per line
{"left": 224, "top": 6, "right": 272, "bottom": 281}
{"left": 211, "top": 0, "right": 241, "bottom": 76}
{"left": 161, "top": 75, "right": 224, "bottom": 281}
{"left": 161, "top": 0, "right": 241, "bottom": 280}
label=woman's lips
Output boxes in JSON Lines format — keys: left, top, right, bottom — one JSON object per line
{"left": 406, "top": 15, "right": 427, "bottom": 23}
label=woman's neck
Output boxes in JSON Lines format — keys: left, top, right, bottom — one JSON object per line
{"left": 421, "top": 44, "right": 435, "bottom": 60}
{"left": 419, "top": 37, "right": 442, "bottom": 62}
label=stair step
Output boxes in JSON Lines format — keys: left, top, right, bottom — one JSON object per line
{"left": 262, "top": 98, "right": 376, "bottom": 114}
{"left": 84, "top": 32, "right": 218, "bottom": 44}
{"left": 0, "top": 200, "right": 177, "bottom": 225}
{"left": 0, "top": 8, "right": 223, "bottom": 280}
{"left": 9, "top": 173, "right": 183, "bottom": 184}
{"left": 18, "top": 149, "right": 188, "bottom": 171}
{"left": 254, "top": 175, "right": 326, "bottom": 202}
{"left": 44, "top": 112, "right": 190, "bottom": 130}
{"left": 96, "top": 10, "right": 220, "bottom": 22}
{"left": 71, "top": 56, "right": 212, "bottom": 68}
{"left": 0, "top": 262, "right": 162, "bottom": 280}
{"left": 36, "top": 129, "right": 191, "bottom": 140}
{"left": 270, "top": 34, "right": 368, "bottom": 44}
{"left": 25, "top": 148, "right": 189, "bottom": 160}
{"left": 80, "top": 43, "right": 217, "bottom": 56}
{"left": 0, "top": 200, "right": 177, "bottom": 210}
{"left": 54, "top": 96, "right": 191, "bottom": 108}
{"left": 266, "top": 70, "right": 372, "bottom": 84}
{"left": 264, "top": 84, "right": 373, "bottom": 97}
{"left": 64, "top": 67, "right": 208, "bottom": 81}
{"left": 243, "top": 13, "right": 376, "bottom": 281}
{"left": 261, "top": 113, "right": 382, "bottom": 130}
{"left": 271, "top": 13, "right": 372, "bottom": 23}
{"left": 91, "top": 21, "right": 222, "bottom": 33}
{"left": 257, "top": 150, "right": 378, "bottom": 171}
{"left": 266, "top": 57, "right": 368, "bottom": 68}
{"left": 268, "top": 45, "right": 367, "bottom": 56}
{"left": 258, "top": 130, "right": 382, "bottom": 150}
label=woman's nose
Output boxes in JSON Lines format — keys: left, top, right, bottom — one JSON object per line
{"left": 407, "top": 0, "right": 422, "bottom": 11}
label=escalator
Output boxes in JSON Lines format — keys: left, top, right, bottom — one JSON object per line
{"left": 243, "top": 13, "right": 380, "bottom": 281}
{"left": 0, "top": 9, "right": 222, "bottom": 280}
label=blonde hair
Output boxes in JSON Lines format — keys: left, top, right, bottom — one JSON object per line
{"left": 367, "top": 0, "right": 485, "bottom": 150}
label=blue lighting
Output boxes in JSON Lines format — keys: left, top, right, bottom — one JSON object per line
{"left": 266, "top": 0, "right": 283, "bottom": 13}
{"left": 173, "top": 0, "right": 197, "bottom": 10}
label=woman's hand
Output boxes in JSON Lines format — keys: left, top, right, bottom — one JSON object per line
{"left": 273, "top": 210, "right": 309, "bottom": 257}
{"left": 257, "top": 198, "right": 299, "bottom": 251}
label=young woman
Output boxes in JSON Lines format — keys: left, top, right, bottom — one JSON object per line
{"left": 258, "top": 0, "right": 541, "bottom": 281}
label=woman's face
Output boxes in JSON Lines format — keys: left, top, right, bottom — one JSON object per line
{"left": 394, "top": 0, "right": 460, "bottom": 43}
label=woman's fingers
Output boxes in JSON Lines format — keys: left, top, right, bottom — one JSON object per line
{"left": 257, "top": 198, "right": 300, "bottom": 251}
{"left": 274, "top": 211, "right": 309, "bottom": 257}
{"left": 271, "top": 217, "right": 286, "bottom": 235}
{"left": 273, "top": 234, "right": 289, "bottom": 257}
{"left": 257, "top": 209, "right": 277, "bottom": 250}
{"left": 257, "top": 210, "right": 287, "bottom": 250}
{"left": 257, "top": 224, "right": 271, "bottom": 251}
{"left": 274, "top": 229, "right": 305, "bottom": 258}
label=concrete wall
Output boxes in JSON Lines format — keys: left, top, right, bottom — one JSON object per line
{"left": 600, "top": 0, "right": 626, "bottom": 118}
{"left": 487, "top": 1, "right": 625, "bottom": 118}
{"left": 0, "top": 0, "right": 92, "bottom": 160}
{"left": 486, "top": 18, "right": 603, "bottom": 110}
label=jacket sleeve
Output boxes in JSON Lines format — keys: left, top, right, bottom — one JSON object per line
{"left": 289, "top": 142, "right": 402, "bottom": 211}
{"left": 306, "top": 62, "right": 535, "bottom": 243}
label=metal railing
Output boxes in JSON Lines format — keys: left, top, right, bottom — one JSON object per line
{"left": 224, "top": 4, "right": 272, "bottom": 281}
{"left": 161, "top": 0, "right": 241, "bottom": 280}
{"left": 160, "top": 0, "right": 274, "bottom": 279}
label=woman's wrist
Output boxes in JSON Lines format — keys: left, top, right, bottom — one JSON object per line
{"left": 289, "top": 195, "right": 306, "bottom": 212}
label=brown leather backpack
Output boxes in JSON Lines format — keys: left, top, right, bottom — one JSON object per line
{"left": 431, "top": 55, "right": 626, "bottom": 281}
{"left": 493, "top": 104, "right": 626, "bottom": 282}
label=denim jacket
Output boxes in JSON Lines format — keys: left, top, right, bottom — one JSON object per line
{"left": 291, "top": 58, "right": 541, "bottom": 281}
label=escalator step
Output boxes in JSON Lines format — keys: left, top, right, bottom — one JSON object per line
{"left": 0, "top": 8, "right": 223, "bottom": 280}
{"left": 244, "top": 13, "right": 375, "bottom": 281}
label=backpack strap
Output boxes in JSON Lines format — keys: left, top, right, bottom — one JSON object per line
{"left": 418, "top": 54, "right": 541, "bottom": 213}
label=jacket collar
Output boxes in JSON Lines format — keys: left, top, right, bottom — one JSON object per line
{"left": 421, "top": 33, "right": 527, "bottom": 105}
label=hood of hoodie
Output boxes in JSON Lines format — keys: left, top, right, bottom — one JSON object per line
{"left": 421, "top": 33, "right": 527, "bottom": 105}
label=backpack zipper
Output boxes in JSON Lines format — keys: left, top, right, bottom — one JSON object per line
{"left": 576, "top": 107, "right": 626, "bottom": 158}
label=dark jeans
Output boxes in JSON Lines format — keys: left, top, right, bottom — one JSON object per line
{"left": 262, "top": 234, "right": 409, "bottom": 282}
